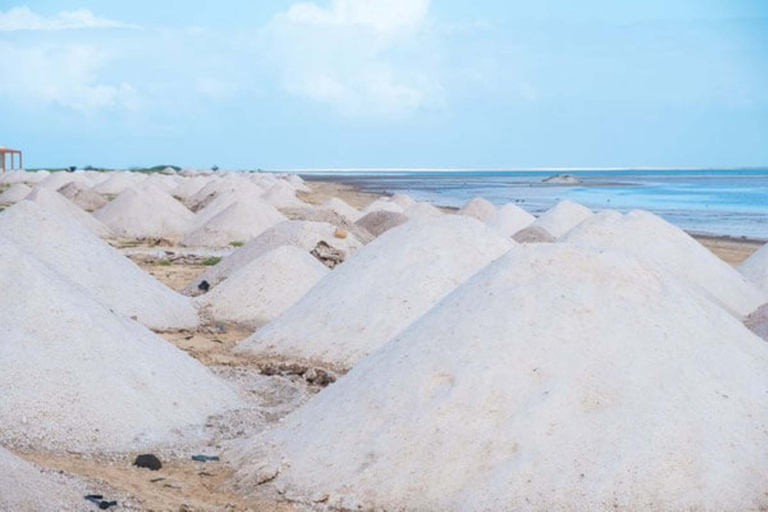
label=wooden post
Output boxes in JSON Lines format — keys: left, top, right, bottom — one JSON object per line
{"left": 1, "top": 151, "right": 5, "bottom": 173}
{"left": 19, "top": 151, "right": 23, "bottom": 170}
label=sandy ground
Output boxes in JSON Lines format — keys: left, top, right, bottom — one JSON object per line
{"left": 8, "top": 179, "right": 761, "bottom": 511}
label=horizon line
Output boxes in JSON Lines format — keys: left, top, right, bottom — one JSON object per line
{"left": 270, "top": 166, "right": 768, "bottom": 173}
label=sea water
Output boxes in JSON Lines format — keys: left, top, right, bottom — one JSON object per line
{"left": 306, "top": 169, "right": 768, "bottom": 239}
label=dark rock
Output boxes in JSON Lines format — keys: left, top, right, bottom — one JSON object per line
{"left": 311, "top": 241, "right": 346, "bottom": 269}
{"left": 191, "top": 454, "right": 220, "bottom": 462}
{"left": 133, "top": 453, "right": 162, "bottom": 471}
{"left": 198, "top": 280, "right": 210, "bottom": 293}
{"left": 84, "top": 495, "right": 118, "bottom": 509}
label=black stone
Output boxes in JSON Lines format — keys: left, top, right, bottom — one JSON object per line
{"left": 133, "top": 453, "right": 162, "bottom": 471}
{"left": 198, "top": 280, "right": 210, "bottom": 292}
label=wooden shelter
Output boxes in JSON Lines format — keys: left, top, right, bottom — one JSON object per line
{"left": 0, "top": 147, "right": 23, "bottom": 172}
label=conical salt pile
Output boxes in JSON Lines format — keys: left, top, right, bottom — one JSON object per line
{"left": 0, "top": 239, "right": 242, "bottom": 452}
{"left": 487, "top": 202, "right": 535, "bottom": 237}
{"left": 194, "top": 185, "right": 278, "bottom": 227}
{"left": 93, "top": 172, "right": 142, "bottom": 195}
{"left": 35, "top": 171, "right": 91, "bottom": 191}
{"left": 361, "top": 198, "right": 404, "bottom": 215}
{"left": 171, "top": 176, "right": 209, "bottom": 200}
{"left": 0, "top": 201, "right": 199, "bottom": 330}
{"left": 318, "top": 197, "right": 362, "bottom": 222}
{"left": 0, "top": 183, "right": 31, "bottom": 204}
{"left": 458, "top": 196, "right": 496, "bottom": 222}
{"left": 1, "top": 170, "right": 46, "bottom": 185}
{"left": 236, "top": 216, "right": 513, "bottom": 370}
{"left": 404, "top": 201, "right": 443, "bottom": 221}
{"left": 529, "top": 199, "right": 593, "bottom": 238}
{"left": 57, "top": 181, "right": 107, "bottom": 211}
{"left": 354, "top": 210, "right": 409, "bottom": 237}
{"left": 196, "top": 246, "right": 329, "bottom": 329}
{"left": 94, "top": 186, "right": 196, "bottom": 241}
{"left": 262, "top": 181, "right": 306, "bottom": 209}
{"left": 746, "top": 304, "right": 768, "bottom": 341}
{"left": 185, "top": 220, "right": 363, "bottom": 293}
{"left": 234, "top": 243, "right": 768, "bottom": 510}
{"left": 0, "top": 447, "right": 81, "bottom": 511}
{"left": 183, "top": 200, "right": 286, "bottom": 247}
{"left": 286, "top": 174, "right": 311, "bottom": 193}
{"left": 512, "top": 224, "right": 557, "bottom": 243}
{"left": 563, "top": 209, "right": 766, "bottom": 318}
{"left": 739, "top": 242, "right": 768, "bottom": 293}
{"left": 25, "top": 187, "right": 112, "bottom": 238}
{"left": 390, "top": 193, "right": 415, "bottom": 209}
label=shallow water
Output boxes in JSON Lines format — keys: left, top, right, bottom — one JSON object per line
{"left": 306, "top": 170, "right": 768, "bottom": 239}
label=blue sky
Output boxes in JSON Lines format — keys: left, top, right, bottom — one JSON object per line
{"left": 0, "top": 0, "right": 766, "bottom": 169}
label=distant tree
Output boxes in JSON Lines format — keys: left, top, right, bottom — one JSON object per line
{"left": 68, "top": 166, "right": 76, "bottom": 172}
{"left": 211, "top": 165, "right": 219, "bottom": 171}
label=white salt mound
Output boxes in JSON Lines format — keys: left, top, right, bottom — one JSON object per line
{"left": 531, "top": 199, "right": 593, "bottom": 238}
{"left": 0, "top": 201, "right": 199, "bottom": 330}
{"left": 354, "top": 210, "right": 409, "bottom": 238}
{"left": 235, "top": 243, "right": 768, "bottom": 510}
{"left": 57, "top": 181, "right": 107, "bottom": 211}
{"left": 185, "top": 220, "right": 363, "bottom": 293}
{"left": 0, "top": 183, "right": 31, "bottom": 203}
{"left": 193, "top": 183, "right": 270, "bottom": 225}
{"left": 404, "top": 201, "right": 443, "bottom": 221}
{"left": 237, "top": 216, "right": 513, "bottom": 370}
{"left": 93, "top": 172, "right": 141, "bottom": 195}
{"left": 739, "top": 242, "right": 768, "bottom": 293}
{"left": 458, "top": 196, "right": 497, "bottom": 222}
{"left": 745, "top": 304, "right": 768, "bottom": 341}
{"left": 196, "top": 246, "right": 329, "bottom": 329}
{"left": 25, "top": 187, "right": 112, "bottom": 238}
{"left": 487, "top": 202, "right": 535, "bottom": 237}
{"left": 171, "top": 176, "right": 209, "bottom": 199}
{"left": 0, "top": 239, "right": 241, "bottom": 452}
{"left": 390, "top": 193, "right": 415, "bottom": 209}
{"left": 262, "top": 181, "right": 306, "bottom": 209}
{"left": 564, "top": 209, "right": 766, "bottom": 318}
{"left": 35, "top": 171, "right": 90, "bottom": 191}
{"left": 94, "top": 186, "right": 196, "bottom": 241}
{"left": 361, "top": 198, "right": 404, "bottom": 215}
{"left": 183, "top": 200, "right": 285, "bottom": 247}
{"left": 512, "top": 224, "right": 557, "bottom": 243}
{"left": 0, "top": 447, "right": 81, "bottom": 511}
{"left": 319, "top": 197, "right": 362, "bottom": 221}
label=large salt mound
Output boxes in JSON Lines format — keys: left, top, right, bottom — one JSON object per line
{"left": 94, "top": 186, "right": 196, "bottom": 241}
{"left": 354, "top": 210, "right": 409, "bottom": 237}
{"left": 235, "top": 243, "right": 768, "bottom": 510}
{"left": 531, "top": 199, "right": 593, "bottom": 238}
{"left": 35, "top": 171, "right": 90, "bottom": 190}
{"left": 57, "top": 181, "right": 107, "bottom": 211}
{"left": 193, "top": 185, "right": 275, "bottom": 227}
{"left": 0, "top": 447, "right": 81, "bottom": 511}
{"left": 318, "top": 197, "right": 362, "bottom": 221}
{"left": 236, "top": 216, "right": 513, "bottom": 370}
{"left": 25, "top": 187, "right": 112, "bottom": 238}
{"left": 196, "top": 246, "right": 329, "bottom": 329}
{"left": 487, "top": 202, "right": 535, "bottom": 237}
{"left": 458, "top": 196, "right": 496, "bottom": 222}
{"left": 0, "top": 182, "right": 31, "bottom": 203}
{"left": 185, "top": 220, "right": 363, "bottom": 293}
{"left": 739, "top": 242, "right": 768, "bottom": 293}
{"left": 183, "top": 200, "right": 286, "bottom": 247}
{"left": 93, "top": 172, "right": 141, "bottom": 195}
{"left": 564, "top": 209, "right": 766, "bottom": 318}
{"left": 0, "top": 201, "right": 199, "bottom": 330}
{"left": 0, "top": 239, "right": 241, "bottom": 452}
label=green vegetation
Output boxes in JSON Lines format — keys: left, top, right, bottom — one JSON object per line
{"left": 202, "top": 256, "right": 222, "bottom": 266}
{"left": 229, "top": 240, "right": 245, "bottom": 247}
{"left": 155, "top": 259, "right": 173, "bottom": 267}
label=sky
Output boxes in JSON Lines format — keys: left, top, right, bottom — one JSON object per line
{"left": 0, "top": 0, "right": 767, "bottom": 170}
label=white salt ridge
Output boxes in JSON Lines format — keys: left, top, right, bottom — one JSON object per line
{"left": 185, "top": 220, "right": 363, "bottom": 293}
{"left": 94, "top": 186, "right": 196, "bottom": 241}
{"left": 0, "top": 201, "right": 199, "bottom": 330}
{"left": 487, "top": 202, "right": 535, "bottom": 237}
{"left": 531, "top": 199, "right": 593, "bottom": 238}
{"left": 458, "top": 196, "right": 497, "bottom": 222}
{"left": 25, "top": 187, "right": 112, "bottom": 238}
{"left": 0, "top": 239, "right": 242, "bottom": 452}
{"left": 235, "top": 243, "right": 768, "bottom": 510}
{"left": 0, "top": 447, "right": 81, "bottom": 511}
{"left": 739, "top": 242, "right": 768, "bottom": 293}
{"left": 183, "top": 200, "right": 286, "bottom": 247}
{"left": 318, "top": 197, "right": 362, "bottom": 221}
{"left": 237, "top": 216, "right": 514, "bottom": 370}
{"left": 0, "top": 183, "right": 31, "bottom": 203}
{"left": 196, "top": 246, "right": 329, "bottom": 329}
{"left": 564, "top": 209, "right": 766, "bottom": 318}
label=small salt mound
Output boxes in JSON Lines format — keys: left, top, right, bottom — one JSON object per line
{"left": 196, "top": 246, "right": 329, "bottom": 329}
{"left": 0, "top": 240, "right": 241, "bottom": 452}
{"left": 487, "top": 202, "right": 535, "bottom": 237}
{"left": 235, "top": 243, "right": 768, "bottom": 510}
{"left": 458, "top": 196, "right": 496, "bottom": 222}
{"left": 530, "top": 199, "right": 593, "bottom": 238}
{"left": 281, "top": 207, "right": 374, "bottom": 245}
{"left": 361, "top": 198, "right": 404, "bottom": 215}
{"left": 237, "top": 216, "right": 514, "bottom": 370}
{"left": 25, "top": 187, "right": 112, "bottom": 238}
{"left": 286, "top": 175, "right": 311, "bottom": 193}
{"left": 390, "top": 193, "right": 415, "bottom": 209}
{"left": 92, "top": 173, "right": 138, "bottom": 195}
{"left": 403, "top": 201, "right": 443, "bottom": 221}
{"left": 94, "top": 186, "right": 196, "bottom": 241}
{"left": 35, "top": 171, "right": 90, "bottom": 191}
{"left": 319, "top": 197, "right": 362, "bottom": 222}
{"left": 0, "top": 183, "right": 31, "bottom": 203}
{"left": 0, "top": 447, "right": 81, "bottom": 511}
{"left": 184, "top": 220, "right": 363, "bottom": 294}
{"left": 172, "top": 176, "right": 210, "bottom": 199}
{"left": 183, "top": 200, "right": 286, "bottom": 247}
{"left": 57, "top": 181, "right": 107, "bottom": 211}
{"left": 739, "top": 243, "right": 768, "bottom": 293}
{"left": 564, "top": 209, "right": 766, "bottom": 318}
{"left": 186, "top": 177, "right": 264, "bottom": 212}
{"left": 512, "top": 225, "right": 557, "bottom": 243}
{"left": 262, "top": 181, "right": 306, "bottom": 209}
{"left": 1, "top": 170, "right": 44, "bottom": 185}
{"left": 141, "top": 173, "right": 179, "bottom": 193}
{"left": 193, "top": 184, "right": 272, "bottom": 227}
{"left": 355, "top": 210, "right": 409, "bottom": 237}
{"left": 1, "top": 201, "right": 199, "bottom": 330}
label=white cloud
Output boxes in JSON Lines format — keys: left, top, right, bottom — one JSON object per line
{"left": 266, "top": 0, "right": 444, "bottom": 119}
{"left": 0, "top": 42, "right": 138, "bottom": 111}
{"left": 0, "top": 6, "right": 134, "bottom": 31}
